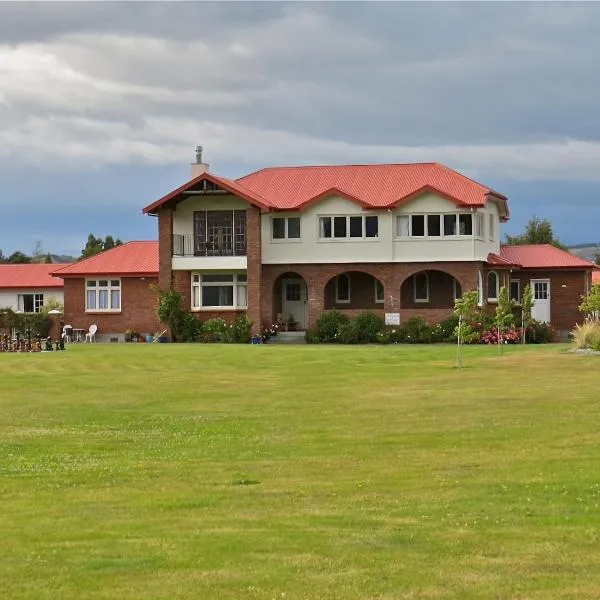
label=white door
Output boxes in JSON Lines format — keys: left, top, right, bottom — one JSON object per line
{"left": 282, "top": 278, "right": 307, "bottom": 329}
{"left": 531, "top": 279, "right": 551, "bottom": 323}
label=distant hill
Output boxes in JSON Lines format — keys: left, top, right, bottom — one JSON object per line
{"left": 568, "top": 244, "right": 600, "bottom": 262}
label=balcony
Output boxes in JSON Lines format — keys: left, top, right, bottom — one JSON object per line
{"left": 172, "top": 234, "right": 247, "bottom": 270}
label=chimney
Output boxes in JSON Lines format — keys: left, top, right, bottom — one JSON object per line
{"left": 190, "top": 145, "right": 209, "bottom": 179}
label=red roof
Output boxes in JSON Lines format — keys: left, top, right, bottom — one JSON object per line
{"left": 144, "top": 163, "right": 508, "bottom": 216}
{"left": 592, "top": 271, "right": 600, "bottom": 284}
{"left": 52, "top": 241, "right": 158, "bottom": 278}
{"left": 500, "top": 245, "right": 597, "bottom": 270}
{"left": 487, "top": 253, "right": 519, "bottom": 268}
{"left": 0, "top": 264, "right": 67, "bottom": 289}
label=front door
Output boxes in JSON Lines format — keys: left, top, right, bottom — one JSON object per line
{"left": 282, "top": 278, "right": 307, "bottom": 329}
{"left": 531, "top": 279, "right": 551, "bottom": 323}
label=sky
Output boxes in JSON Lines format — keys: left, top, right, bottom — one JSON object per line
{"left": 1, "top": 1, "right": 600, "bottom": 257}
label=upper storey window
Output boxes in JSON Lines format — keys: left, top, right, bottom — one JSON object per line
{"left": 193, "top": 210, "right": 246, "bottom": 256}
{"left": 319, "top": 215, "right": 378, "bottom": 240}
{"left": 272, "top": 216, "right": 301, "bottom": 240}
{"left": 396, "top": 213, "right": 474, "bottom": 238}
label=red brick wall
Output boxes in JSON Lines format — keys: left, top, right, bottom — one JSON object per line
{"left": 158, "top": 207, "right": 173, "bottom": 289}
{"left": 324, "top": 271, "right": 383, "bottom": 310}
{"left": 246, "top": 206, "right": 262, "bottom": 333}
{"left": 63, "top": 277, "right": 160, "bottom": 336}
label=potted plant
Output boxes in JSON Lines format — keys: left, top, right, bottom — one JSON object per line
{"left": 130, "top": 330, "right": 140, "bottom": 343}
{"left": 124, "top": 328, "right": 133, "bottom": 343}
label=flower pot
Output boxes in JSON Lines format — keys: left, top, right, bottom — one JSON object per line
{"left": 146, "top": 335, "right": 153, "bottom": 343}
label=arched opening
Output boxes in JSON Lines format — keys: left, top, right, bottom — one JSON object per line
{"left": 272, "top": 272, "right": 308, "bottom": 330}
{"left": 401, "top": 270, "right": 462, "bottom": 310}
{"left": 324, "top": 271, "right": 385, "bottom": 311}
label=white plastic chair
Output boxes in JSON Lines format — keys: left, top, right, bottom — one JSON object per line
{"left": 62, "top": 324, "right": 73, "bottom": 343}
{"left": 85, "top": 324, "right": 98, "bottom": 343}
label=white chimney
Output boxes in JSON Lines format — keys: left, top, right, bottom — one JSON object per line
{"left": 191, "top": 145, "right": 209, "bottom": 179}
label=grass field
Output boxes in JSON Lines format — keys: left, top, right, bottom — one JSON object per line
{"left": 1, "top": 342, "right": 599, "bottom": 599}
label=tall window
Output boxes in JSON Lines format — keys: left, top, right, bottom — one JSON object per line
{"left": 319, "top": 215, "right": 378, "bottom": 239}
{"left": 272, "top": 216, "right": 301, "bottom": 240}
{"left": 374, "top": 279, "right": 384, "bottom": 304}
{"left": 336, "top": 274, "right": 351, "bottom": 303}
{"left": 510, "top": 279, "right": 520, "bottom": 302}
{"left": 475, "top": 213, "right": 484, "bottom": 239}
{"left": 453, "top": 279, "right": 462, "bottom": 301}
{"left": 397, "top": 215, "right": 410, "bottom": 237}
{"left": 413, "top": 272, "right": 429, "bottom": 303}
{"left": 17, "top": 293, "right": 44, "bottom": 313}
{"left": 193, "top": 210, "right": 246, "bottom": 256}
{"left": 87, "top": 279, "right": 121, "bottom": 311}
{"left": 487, "top": 271, "right": 499, "bottom": 301}
{"left": 192, "top": 273, "right": 247, "bottom": 309}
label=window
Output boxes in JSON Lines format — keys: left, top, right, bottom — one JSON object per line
{"left": 86, "top": 279, "right": 121, "bottom": 312}
{"left": 17, "top": 293, "right": 44, "bottom": 313}
{"left": 272, "top": 216, "right": 300, "bottom": 240}
{"left": 411, "top": 215, "right": 425, "bottom": 237}
{"left": 477, "top": 270, "right": 483, "bottom": 306}
{"left": 193, "top": 210, "right": 246, "bottom": 256}
{"left": 319, "top": 215, "right": 379, "bottom": 240}
{"left": 459, "top": 214, "right": 473, "bottom": 235}
{"left": 475, "top": 213, "right": 484, "bottom": 239}
{"left": 489, "top": 214, "right": 495, "bottom": 241}
{"left": 427, "top": 214, "right": 441, "bottom": 237}
{"left": 510, "top": 279, "right": 520, "bottom": 302}
{"left": 413, "top": 272, "right": 429, "bottom": 303}
{"left": 375, "top": 279, "right": 384, "bottom": 304}
{"left": 397, "top": 215, "right": 410, "bottom": 237}
{"left": 453, "top": 279, "right": 462, "bottom": 301}
{"left": 336, "top": 274, "right": 351, "bottom": 303}
{"left": 444, "top": 214, "right": 457, "bottom": 236}
{"left": 192, "top": 273, "right": 247, "bottom": 309}
{"left": 487, "top": 271, "right": 499, "bottom": 301}
{"left": 534, "top": 281, "right": 549, "bottom": 300}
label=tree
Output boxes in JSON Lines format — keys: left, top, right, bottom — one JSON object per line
{"left": 81, "top": 234, "right": 124, "bottom": 259}
{"left": 453, "top": 290, "right": 479, "bottom": 368}
{"left": 31, "top": 241, "right": 45, "bottom": 264}
{"left": 505, "top": 216, "right": 567, "bottom": 250}
{"left": 44, "top": 253, "right": 53, "bottom": 264}
{"left": 521, "top": 283, "right": 534, "bottom": 344}
{"left": 579, "top": 284, "right": 600, "bottom": 321}
{"left": 594, "top": 254, "right": 600, "bottom": 266}
{"left": 494, "top": 285, "right": 515, "bottom": 353}
{"left": 7, "top": 251, "right": 31, "bottom": 264}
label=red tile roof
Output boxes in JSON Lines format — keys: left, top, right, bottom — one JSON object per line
{"left": 487, "top": 253, "right": 519, "bottom": 268}
{"left": 0, "top": 264, "right": 67, "bottom": 289}
{"left": 500, "top": 245, "right": 597, "bottom": 270}
{"left": 52, "top": 241, "right": 158, "bottom": 277}
{"left": 143, "top": 163, "right": 508, "bottom": 216}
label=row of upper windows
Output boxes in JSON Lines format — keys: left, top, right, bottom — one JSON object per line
{"left": 270, "top": 213, "right": 496, "bottom": 241}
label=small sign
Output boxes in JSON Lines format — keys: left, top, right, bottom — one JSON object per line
{"left": 385, "top": 312, "right": 400, "bottom": 326}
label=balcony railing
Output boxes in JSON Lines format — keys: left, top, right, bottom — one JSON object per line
{"left": 172, "top": 234, "right": 246, "bottom": 257}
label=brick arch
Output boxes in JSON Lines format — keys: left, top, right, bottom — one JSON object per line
{"left": 323, "top": 269, "right": 384, "bottom": 313}
{"left": 398, "top": 263, "right": 480, "bottom": 295}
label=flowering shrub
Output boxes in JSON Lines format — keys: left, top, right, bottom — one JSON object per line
{"left": 261, "top": 323, "right": 279, "bottom": 342}
{"left": 479, "top": 327, "right": 522, "bottom": 345}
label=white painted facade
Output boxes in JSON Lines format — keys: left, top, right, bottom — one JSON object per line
{"left": 0, "top": 288, "right": 64, "bottom": 312}
{"left": 171, "top": 191, "right": 503, "bottom": 268}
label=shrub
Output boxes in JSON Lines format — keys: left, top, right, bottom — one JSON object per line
{"left": 315, "top": 310, "right": 350, "bottom": 343}
{"left": 353, "top": 311, "right": 384, "bottom": 343}
{"left": 571, "top": 321, "right": 600, "bottom": 349}
{"left": 304, "top": 328, "right": 321, "bottom": 344}
{"left": 398, "top": 317, "right": 433, "bottom": 344}
{"left": 337, "top": 320, "right": 360, "bottom": 344}
{"left": 11, "top": 312, "right": 52, "bottom": 338}
{"left": 436, "top": 315, "right": 460, "bottom": 343}
{"left": 201, "top": 318, "right": 228, "bottom": 343}
{"left": 232, "top": 314, "right": 252, "bottom": 344}
{"left": 526, "top": 320, "right": 555, "bottom": 344}
{"left": 376, "top": 326, "right": 402, "bottom": 344}
{"left": 180, "top": 313, "right": 203, "bottom": 342}
{"left": 480, "top": 327, "right": 522, "bottom": 345}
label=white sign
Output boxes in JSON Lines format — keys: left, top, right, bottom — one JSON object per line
{"left": 385, "top": 312, "right": 400, "bottom": 326}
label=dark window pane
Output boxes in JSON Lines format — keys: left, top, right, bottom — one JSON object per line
{"left": 336, "top": 274, "right": 350, "bottom": 301}
{"left": 234, "top": 210, "right": 246, "bottom": 255}
{"left": 487, "top": 272, "right": 498, "bottom": 298}
{"left": 459, "top": 214, "right": 472, "bottom": 235}
{"left": 320, "top": 217, "right": 332, "bottom": 238}
{"left": 375, "top": 279, "right": 384, "bottom": 302}
{"left": 287, "top": 217, "right": 301, "bottom": 238}
{"left": 334, "top": 217, "right": 347, "bottom": 238}
{"left": 444, "top": 214, "right": 457, "bottom": 235}
{"left": 202, "top": 285, "right": 234, "bottom": 307}
{"left": 203, "top": 274, "right": 234, "bottom": 283}
{"left": 365, "top": 216, "right": 378, "bottom": 238}
{"left": 454, "top": 280, "right": 462, "bottom": 299}
{"left": 411, "top": 215, "right": 425, "bottom": 236}
{"left": 272, "top": 217, "right": 285, "bottom": 239}
{"left": 349, "top": 216, "right": 363, "bottom": 237}
{"left": 427, "top": 214, "right": 441, "bottom": 236}
{"left": 193, "top": 211, "right": 207, "bottom": 255}
{"left": 510, "top": 280, "right": 520, "bottom": 302}
{"left": 414, "top": 273, "right": 428, "bottom": 300}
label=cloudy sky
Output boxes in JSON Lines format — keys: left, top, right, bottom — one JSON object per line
{"left": 1, "top": 1, "right": 600, "bottom": 257}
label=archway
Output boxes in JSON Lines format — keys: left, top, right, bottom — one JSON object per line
{"left": 400, "top": 270, "right": 462, "bottom": 310}
{"left": 324, "top": 271, "right": 385, "bottom": 311}
{"left": 272, "top": 272, "right": 308, "bottom": 330}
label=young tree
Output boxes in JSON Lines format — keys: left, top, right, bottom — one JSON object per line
{"left": 453, "top": 290, "right": 479, "bottom": 368}
{"left": 81, "top": 234, "right": 124, "bottom": 259}
{"left": 521, "top": 283, "right": 534, "bottom": 344}
{"left": 494, "top": 285, "right": 515, "bottom": 353}
{"left": 579, "top": 284, "right": 600, "bottom": 321}
{"left": 505, "top": 216, "right": 567, "bottom": 250}
{"left": 44, "top": 253, "right": 53, "bottom": 264}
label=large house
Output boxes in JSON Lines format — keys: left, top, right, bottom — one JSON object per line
{"left": 141, "top": 155, "right": 597, "bottom": 338}
{"left": 0, "top": 264, "right": 65, "bottom": 312}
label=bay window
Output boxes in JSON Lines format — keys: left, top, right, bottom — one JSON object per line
{"left": 86, "top": 279, "right": 121, "bottom": 312}
{"left": 319, "top": 215, "right": 379, "bottom": 239}
{"left": 192, "top": 273, "right": 247, "bottom": 309}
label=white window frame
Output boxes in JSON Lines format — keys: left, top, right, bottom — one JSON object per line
{"left": 86, "top": 278, "right": 121, "bottom": 312}
{"left": 510, "top": 279, "right": 520, "bottom": 303}
{"left": 271, "top": 215, "right": 301, "bottom": 242}
{"left": 489, "top": 214, "right": 495, "bottom": 241}
{"left": 487, "top": 271, "right": 499, "bottom": 303}
{"left": 475, "top": 213, "right": 485, "bottom": 240}
{"left": 477, "top": 270, "right": 483, "bottom": 307}
{"left": 395, "top": 212, "right": 475, "bottom": 239}
{"left": 191, "top": 272, "right": 247, "bottom": 311}
{"left": 17, "top": 292, "right": 44, "bottom": 313}
{"left": 335, "top": 273, "right": 351, "bottom": 303}
{"left": 318, "top": 215, "right": 379, "bottom": 241}
{"left": 413, "top": 272, "right": 429, "bottom": 303}
{"left": 374, "top": 279, "right": 384, "bottom": 304}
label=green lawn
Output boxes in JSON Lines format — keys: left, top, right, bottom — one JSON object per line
{"left": 1, "top": 343, "right": 599, "bottom": 599}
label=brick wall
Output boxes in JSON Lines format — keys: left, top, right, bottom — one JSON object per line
{"left": 158, "top": 207, "right": 173, "bottom": 290}
{"left": 63, "top": 277, "right": 160, "bottom": 337}
{"left": 246, "top": 205, "right": 262, "bottom": 333}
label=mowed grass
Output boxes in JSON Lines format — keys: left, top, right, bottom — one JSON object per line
{"left": 1, "top": 343, "right": 600, "bottom": 599}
